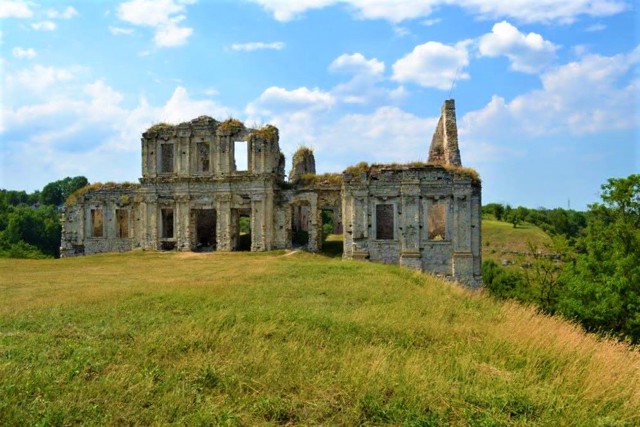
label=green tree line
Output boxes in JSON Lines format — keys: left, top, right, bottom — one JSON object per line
{"left": 483, "top": 174, "right": 640, "bottom": 344}
{"left": 0, "top": 176, "right": 88, "bottom": 259}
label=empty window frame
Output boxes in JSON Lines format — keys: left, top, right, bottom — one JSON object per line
{"left": 428, "top": 200, "right": 447, "bottom": 241}
{"left": 91, "top": 209, "right": 104, "bottom": 238}
{"left": 116, "top": 209, "right": 129, "bottom": 238}
{"left": 197, "top": 142, "right": 210, "bottom": 172}
{"left": 160, "top": 143, "right": 174, "bottom": 173}
{"left": 234, "top": 141, "right": 248, "bottom": 171}
{"left": 161, "top": 208, "right": 174, "bottom": 238}
{"left": 375, "top": 203, "right": 394, "bottom": 240}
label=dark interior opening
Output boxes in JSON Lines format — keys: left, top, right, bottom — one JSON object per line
{"left": 194, "top": 209, "right": 216, "bottom": 252}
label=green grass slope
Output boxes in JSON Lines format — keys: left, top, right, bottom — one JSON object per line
{"left": 1, "top": 252, "right": 638, "bottom": 425}
{"left": 482, "top": 220, "right": 553, "bottom": 264}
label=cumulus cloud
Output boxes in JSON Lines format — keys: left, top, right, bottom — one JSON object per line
{"left": 46, "top": 6, "right": 78, "bottom": 20}
{"left": 9, "top": 65, "right": 76, "bottom": 92}
{"left": 461, "top": 46, "right": 639, "bottom": 142}
{"left": 31, "top": 21, "right": 56, "bottom": 31}
{"left": 328, "top": 53, "right": 387, "bottom": 104}
{"left": 329, "top": 53, "right": 385, "bottom": 76}
{"left": 230, "top": 41, "right": 285, "bottom": 51}
{"left": 247, "top": 0, "right": 627, "bottom": 24}
{"left": 478, "top": 21, "right": 558, "bottom": 73}
{"left": 109, "top": 26, "right": 134, "bottom": 35}
{"left": 0, "top": 0, "right": 33, "bottom": 18}
{"left": 246, "top": 86, "right": 335, "bottom": 116}
{"left": 392, "top": 41, "right": 470, "bottom": 90}
{"left": 12, "top": 47, "right": 36, "bottom": 59}
{"left": 1, "top": 80, "right": 235, "bottom": 189}
{"left": 117, "top": 0, "right": 194, "bottom": 47}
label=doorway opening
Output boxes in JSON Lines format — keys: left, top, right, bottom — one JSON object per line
{"left": 232, "top": 208, "right": 252, "bottom": 251}
{"left": 193, "top": 209, "right": 217, "bottom": 252}
{"left": 291, "top": 203, "right": 310, "bottom": 248}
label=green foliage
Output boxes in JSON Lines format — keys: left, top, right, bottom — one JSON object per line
{"left": 40, "top": 176, "right": 88, "bottom": 206}
{"left": 482, "top": 260, "right": 528, "bottom": 301}
{"left": 482, "top": 204, "right": 587, "bottom": 240}
{"left": 559, "top": 174, "right": 640, "bottom": 343}
{"left": 0, "top": 176, "right": 87, "bottom": 259}
{"left": 483, "top": 175, "right": 640, "bottom": 344}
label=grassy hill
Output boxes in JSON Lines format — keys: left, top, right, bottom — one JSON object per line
{"left": 482, "top": 220, "right": 553, "bottom": 265}
{"left": 1, "top": 252, "right": 639, "bottom": 425}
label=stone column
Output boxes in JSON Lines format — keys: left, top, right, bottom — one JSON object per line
{"left": 400, "top": 181, "right": 421, "bottom": 269}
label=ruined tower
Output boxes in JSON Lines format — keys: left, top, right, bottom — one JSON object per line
{"left": 428, "top": 99, "right": 461, "bottom": 166}
{"left": 288, "top": 146, "right": 316, "bottom": 183}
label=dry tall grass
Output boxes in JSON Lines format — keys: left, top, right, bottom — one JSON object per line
{"left": 1, "top": 251, "right": 638, "bottom": 425}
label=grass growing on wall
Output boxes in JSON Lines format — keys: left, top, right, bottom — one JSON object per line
{"left": 1, "top": 252, "right": 638, "bottom": 425}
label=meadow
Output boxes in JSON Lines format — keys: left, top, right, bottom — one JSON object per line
{"left": 1, "top": 251, "right": 639, "bottom": 425}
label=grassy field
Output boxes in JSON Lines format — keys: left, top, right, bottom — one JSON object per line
{"left": 1, "top": 251, "right": 639, "bottom": 425}
{"left": 482, "top": 220, "right": 553, "bottom": 264}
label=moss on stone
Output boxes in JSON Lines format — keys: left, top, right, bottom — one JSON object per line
{"left": 65, "top": 182, "right": 141, "bottom": 206}
{"left": 299, "top": 173, "right": 343, "bottom": 187}
{"left": 218, "top": 118, "right": 244, "bottom": 135}
{"left": 146, "top": 122, "right": 174, "bottom": 133}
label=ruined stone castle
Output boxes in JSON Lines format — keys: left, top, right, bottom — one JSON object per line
{"left": 61, "top": 99, "right": 482, "bottom": 287}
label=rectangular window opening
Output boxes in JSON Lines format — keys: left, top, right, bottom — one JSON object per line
{"left": 234, "top": 141, "right": 248, "bottom": 172}
{"left": 428, "top": 201, "right": 447, "bottom": 241}
{"left": 160, "top": 143, "right": 174, "bottom": 173}
{"left": 161, "top": 208, "right": 174, "bottom": 238}
{"left": 376, "top": 204, "right": 394, "bottom": 240}
{"left": 197, "top": 142, "right": 210, "bottom": 172}
{"left": 91, "top": 209, "right": 103, "bottom": 238}
{"left": 116, "top": 209, "right": 129, "bottom": 238}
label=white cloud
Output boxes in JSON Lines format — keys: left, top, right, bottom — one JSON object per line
{"left": 117, "top": 0, "right": 194, "bottom": 47}
{"left": 154, "top": 20, "right": 192, "bottom": 47}
{"left": 461, "top": 46, "right": 639, "bottom": 143}
{"left": 47, "top": 6, "right": 78, "bottom": 20}
{"left": 458, "top": 0, "right": 627, "bottom": 24}
{"left": 109, "top": 26, "right": 134, "bottom": 35}
{"left": 31, "top": 21, "right": 57, "bottom": 31}
{"left": 1, "top": 82, "right": 235, "bottom": 189}
{"left": 392, "top": 41, "right": 470, "bottom": 90}
{"left": 10, "top": 65, "right": 75, "bottom": 92}
{"left": 246, "top": 86, "right": 335, "bottom": 116}
{"left": 12, "top": 47, "right": 36, "bottom": 59}
{"left": 230, "top": 41, "right": 285, "bottom": 51}
{"left": 328, "top": 53, "right": 387, "bottom": 104}
{"left": 585, "top": 23, "right": 606, "bottom": 32}
{"left": 247, "top": 0, "right": 627, "bottom": 24}
{"left": 0, "top": 0, "right": 33, "bottom": 18}
{"left": 421, "top": 18, "right": 441, "bottom": 26}
{"left": 478, "top": 21, "right": 558, "bottom": 73}
{"left": 329, "top": 53, "right": 384, "bottom": 76}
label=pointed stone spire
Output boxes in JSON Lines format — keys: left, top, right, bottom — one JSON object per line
{"left": 428, "top": 99, "right": 462, "bottom": 166}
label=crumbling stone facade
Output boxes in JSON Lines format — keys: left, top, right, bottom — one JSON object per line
{"left": 61, "top": 99, "right": 481, "bottom": 287}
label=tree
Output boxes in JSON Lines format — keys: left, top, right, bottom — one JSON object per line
{"left": 40, "top": 176, "right": 88, "bottom": 206}
{"left": 506, "top": 206, "right": 528, "bottom": 228}
{"left": 559, "top": 174, "right": 640, "bottom": 343}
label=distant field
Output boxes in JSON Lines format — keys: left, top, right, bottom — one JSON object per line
{"left": 1, "top": 252, "right": 638, "bottom": 425}
{"left": 482, "top": 220, "right": 553, "bottom": 264}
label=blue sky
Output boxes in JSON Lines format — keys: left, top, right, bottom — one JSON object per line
{"left": 1, "top": 0, "right": 638, "bottom": 210}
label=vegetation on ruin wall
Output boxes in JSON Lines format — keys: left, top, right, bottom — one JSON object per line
{"left": 292, "top": 145, "right": 313, "bottom": 162}
{"left": 249, "top": 124, "right": 278, "bottom": 143}
{"left": 343, "top": 161, "right": 481, "bottom": 184}
{"left": 299, "top": 172, "right": 343, "bottom": 187}
{"left": 1, "top": 251, "right": 638, "bottom": 425}
{"left": 218, "top": 118, "right": 244, "bottom": 135}
{"left": 65, "top": 182, "right": 141, "bottom": 207}
{"left": 146, "top": 122, "right": 174, "bottom": 133}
